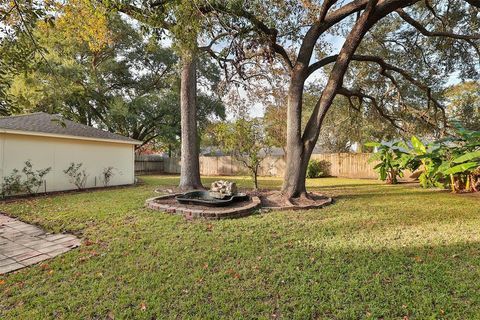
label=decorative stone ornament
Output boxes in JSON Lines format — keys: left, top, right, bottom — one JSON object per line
{"left": 209, "top": 180, "right": 238, "bottom": 199}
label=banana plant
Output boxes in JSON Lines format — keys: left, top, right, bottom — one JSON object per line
{"left": 408, "top": 136, "right": 444, "bottom": 188}
{"left": 366, "top": 123, "right": 479, "bottom": 192}
{"left": 437, "top": 123, "right": 480, "bottom": 192}
{"left": 439, "top": 151, "right": 480, "bottom": 192}
{"left": 365, "top": 141, "right": 417, "bottom": 184}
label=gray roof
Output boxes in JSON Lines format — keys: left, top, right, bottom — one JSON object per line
{"left": 0, "top": 112, "right": 141, "bottom": 144}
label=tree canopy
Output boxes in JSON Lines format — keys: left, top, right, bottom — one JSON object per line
{"left": 3, "top": 4, "right": 225, "bottom": 150}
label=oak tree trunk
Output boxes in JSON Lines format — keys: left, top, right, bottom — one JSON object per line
{"left": 281, "top": 2, "right": 379, "bottom": 199}
{"left": 282, "top": 69, "right": 309, "bottom": 198}
{"left": 178, "top": 53, "right": 203, "bottom": 190}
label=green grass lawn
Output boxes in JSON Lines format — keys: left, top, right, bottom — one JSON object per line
{"left": 1, "top": 176, "right": 479, "bottom": 319}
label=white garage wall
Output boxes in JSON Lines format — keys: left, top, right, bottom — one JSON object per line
{"left": 0, "top": 133, "right": 135, "bottom": 193}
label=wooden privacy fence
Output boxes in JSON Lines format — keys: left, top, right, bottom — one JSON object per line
{"left": 160, "top": 153, "right": 379, "bottom": 179}
{"left": 135, "top": 154, "right": 164, "bottom": 175}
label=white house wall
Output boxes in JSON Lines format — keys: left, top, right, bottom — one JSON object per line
{"left": 0, "top": 133, "right": 135, "bottom": 193}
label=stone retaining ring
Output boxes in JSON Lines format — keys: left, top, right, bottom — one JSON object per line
{"left": 145, "top": 194, "right": 262, "bottom": 220}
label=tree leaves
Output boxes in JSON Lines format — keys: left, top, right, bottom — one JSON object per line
{"left": 452, "top": 151, "right": 480, "bottom": 164}
{"left": 442, "top": 162, "right": 478, "bottom": 175}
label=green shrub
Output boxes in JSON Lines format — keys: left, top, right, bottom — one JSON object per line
{"left": 365, "top": 141, "right": 417, "bottom": 184}
{"left": 22, "top": 160, "right": 51, "bottom": 194}
{"left": 1, "top": 161, "right": 51, "bottom": 197}
{"left": 307, "top": 160, "right": 331, "bottom": 178}
{"left": 64, "top": 163, "right": 88, "bottom": 190}
{"left": 101, "top": 166, "right": 116, "bottom": 187}
{"left": 1, "top": 169, "right": 24, "bottom": 197}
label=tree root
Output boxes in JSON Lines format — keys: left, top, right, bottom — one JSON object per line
{"left": 298, "top": 191, "right": 313, "bottom": 200}
{"left": 280, "top": 190, "right": 313, "bottom": 206}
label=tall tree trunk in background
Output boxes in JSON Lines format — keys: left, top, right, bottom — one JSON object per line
{"left": 178, "top": 52, "right": 203, "bottom": 190}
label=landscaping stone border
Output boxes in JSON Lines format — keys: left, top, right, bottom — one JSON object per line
{"left": 145, "top": 194, "right": 261, "bottom": 220}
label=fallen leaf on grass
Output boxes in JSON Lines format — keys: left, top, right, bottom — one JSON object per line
{"left": 0, "top": 279, "right": 5, "bottom": 285}
{"left": 226, "top": 268, "right": 241, "bottom": 279}
{"left": 414, "top": 256, "right": 423, "bottom": 263}
{"left": 140, "top": 302, "right": 147, "bottom": 311}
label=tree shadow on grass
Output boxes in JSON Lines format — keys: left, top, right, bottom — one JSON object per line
{"left": 262, "top": 240, "right": 480, "bottom": 319}
{"left": 307, "top": 183, "right": 384, "bottom": 189}
{"left": 330, "top": 190, "right": 442, "bottom": 200}
{"left": 0, "top": 208, "right": 479, "bottom": 320}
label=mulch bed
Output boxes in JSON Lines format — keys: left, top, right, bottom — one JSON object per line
{"left": 253, "top": 191, "right": 333, "bottom": 211}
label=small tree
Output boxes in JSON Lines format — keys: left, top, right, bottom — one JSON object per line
{"left": 63, "top": 163, "right": 88, "bottom": 190}
{"left": 211, "top": 118, "right": 271, "bottom": 190}
{"left": 264, "top": 104, "right": 287, "bottom": 154}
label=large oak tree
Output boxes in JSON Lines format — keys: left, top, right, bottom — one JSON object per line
{"left": 210, "top": 0, "right": 480, "bottom": 199}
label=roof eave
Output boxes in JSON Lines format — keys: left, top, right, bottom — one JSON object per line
{"left": 0, "top": 128, "right": 142, "bottom": 145}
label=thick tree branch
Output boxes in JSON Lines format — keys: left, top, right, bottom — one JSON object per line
{"left": 396, "top": 8, "right": 480, "bottom": 40}
{"left": 297, "top": 0, "right": 369, "bottom": 67}
{"left": 307, "top": 53, "right": 446, "bottom": 118}
{"left": 318, "top": 0, "right": 339, "bottom": 23}
{"left": 225, "top": 6, "right": 294, "bottom": 69}
{"left": 336, "top": 87, "right": 405, "bottom": 131}
{"left": 113, "top": 3, "right": 173, "bottom": 29}
{"left": 307, "top": 55, "right": 339, "bottom": 77}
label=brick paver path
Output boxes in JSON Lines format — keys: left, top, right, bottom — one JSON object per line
{"left": 0, "top": 213, "right": 80, "bottom": 274}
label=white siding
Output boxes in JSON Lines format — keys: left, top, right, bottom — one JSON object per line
{"left": 0, "top": 133, "right": 135, "bottom": 193}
